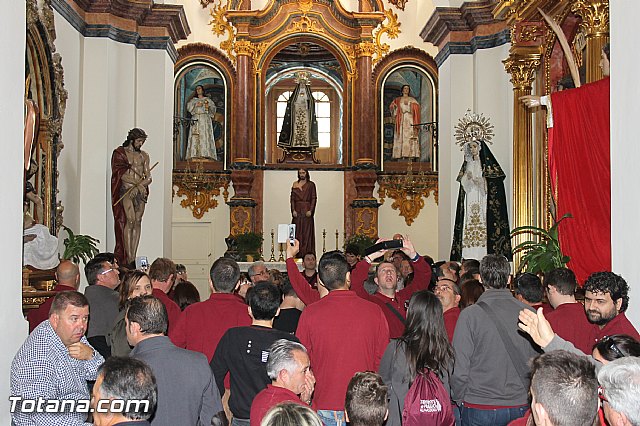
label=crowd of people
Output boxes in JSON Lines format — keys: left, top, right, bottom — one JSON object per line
{"left": 11, "top": 235, "right": 640, "bottom": 426}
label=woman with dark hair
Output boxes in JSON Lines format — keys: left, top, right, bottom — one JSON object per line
{"left": 592, "top": 334, "right": 640, "bottom": 364}
{"left": 109, "top": 270, "right": 152, "bottom": 356}
{"left": 379, "top": 290, "right": 455, "bottom": 426}
{"left": 459, "top": 279, "right": 484, "bottom": 309}
{"left": 172, "top": 280, "right": 201, "bottom": 311}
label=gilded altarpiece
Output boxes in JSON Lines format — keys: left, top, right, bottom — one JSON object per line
{"left": 204, "top": 0, "right": 410, "bottom": 239}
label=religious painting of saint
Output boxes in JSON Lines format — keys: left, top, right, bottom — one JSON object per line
{"left": 381, "top": 66, "right": 435, "bottom": 165}
{"left": 174, "top": 64, "right": 227, "bottom": 164}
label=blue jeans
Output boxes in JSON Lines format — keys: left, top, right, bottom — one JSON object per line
{"left": 460, "top": 404, "right": 528, "bottom": 426}
{"left": 317, "top": 410, "right": 346, "bottom": 426}
{"left": 231, "top": 417, "right": 250, "bottom": 426}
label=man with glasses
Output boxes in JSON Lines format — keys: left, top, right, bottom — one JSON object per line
{"left": 84, "top": 255, "right": 121, "bottom": 357}
{"left": 434, "top": 278, "right": 461, "bottom": 342}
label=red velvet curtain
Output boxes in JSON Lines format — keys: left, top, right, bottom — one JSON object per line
{"left": 549, "top": 77, "right": 610, "bottom": 284}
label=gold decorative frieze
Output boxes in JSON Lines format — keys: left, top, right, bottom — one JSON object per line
{"left": 230, "top": 205, "right": 252, "bottom": 235}
{"left": 571, "top": 0, "right": 609, "bottom": 37}
{"left": 354, "top": 207, "right": 378, "bottom": 238}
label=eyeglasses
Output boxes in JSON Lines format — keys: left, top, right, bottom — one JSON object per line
{"left": 598, "top": 386, "right": 608, "bottom": 403}
{"left": 99, "top": 268, "right": 115, "bottom": 275}
{"left": 435, "top": 285, "right": 454, "bottom": 292}
{"left": 601, "top": 335, "right": 626, "bottom": 358}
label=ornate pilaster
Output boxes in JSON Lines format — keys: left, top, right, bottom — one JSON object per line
{"left": 233, "top": 40, "right": 255, "bottom": 164}
{"left": 347, "top": 170, "right": 380, "bottom": 238}
{"left": 571, "top": 0, "right": 609, "bottom": 83}
{"left": 504, "top": 49, "right": 541, "bottom": 261}
{"left": 353, "top": 42, "right": 376, "bottom": 165}
{"left": 228, "top": 168, "right": 256, "bottom": 236}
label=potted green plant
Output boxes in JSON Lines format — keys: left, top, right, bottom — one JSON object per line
{"left": 235, "top": 232, "right": 264, "bottom": 262}
{"left": 61, "top": 225, "right": 100, "bottom": 265}
{"left": 510, "top": 213, "right": 572, "bottom": 274}
{"left": 344, "top": 233, "right": 377, "bottom": 257}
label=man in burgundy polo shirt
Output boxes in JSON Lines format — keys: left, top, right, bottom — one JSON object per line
{"left": 149, "top": 258, "right": 181, "bottom": 335}
{"left": 350, "top": 236, "right": 431, "bottom": 338}
{"left": 170, "top": 257, "right": 250, "bottom": 360}
{"left": 434, "top": 278, "right": 461, "bottom": 342}
{"left": 543, "top": 268, "right": 594, "bottom": 354}
{"left": 583, "top": 271, "right": 640, "bottom": 343}
{"left": 513, "top": 273, "right": 552, "bottom": 315}
{"left": 296, "top": 250, "right": 389, "bottom": 426}
{"left": 27, "top": 260, "right": 80, "bottom": 332}
{"left": 250, "top": 339, "right": 315, "bottom": 426}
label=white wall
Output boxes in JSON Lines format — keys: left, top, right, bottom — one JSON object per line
{"left": 437, "top": 54, "right": 474, "bottom": 259}
{"left": 263, "top": 171, "right": 345, "bottom": 256}
{"left": 172, "top": 186, "right": 232, "bottom": 299}
{"left": 610, "top": 1, "right": 640, "bottom": 329}
{"left": 377, "top": 184, "right": 439, "bottom": 258}
{"left": 55, "top": 16, "right": 176, "bottom": 280}
{"left": 0, "top": 0, "right": 28, "bottom": 421}
{"left": 436, "top": 44, "right": 513, "bottom": 261}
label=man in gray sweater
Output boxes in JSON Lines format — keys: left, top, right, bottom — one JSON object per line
{"left": 452, "top": 254, "right": 539, "bottom": 426}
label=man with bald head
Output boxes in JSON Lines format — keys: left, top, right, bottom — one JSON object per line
{"left": 27, "top": 260, "right": 81, "bottom": 332}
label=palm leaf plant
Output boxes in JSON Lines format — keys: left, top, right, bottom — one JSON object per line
{"left": 61, "top": 225, "right": 100, "bottom": 265}
{"left": 510, "top": 213, "right": 572, "bottom": 274}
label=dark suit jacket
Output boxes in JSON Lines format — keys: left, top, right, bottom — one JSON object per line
{"left": 131, "top": 336, "right": 223, "bottom": 426}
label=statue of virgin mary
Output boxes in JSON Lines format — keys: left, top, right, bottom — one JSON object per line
{"left": 278, "top": 71, "right": 319, "bottom": 150}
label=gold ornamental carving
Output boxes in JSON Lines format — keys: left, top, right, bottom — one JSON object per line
{"left": 388, "top": 0, "right": 409, "bottom": 11}
{"left": 355, "top": 42, "right": 377, "bottom": 57}
{"left": 518, "top": 23, "right": 544, "bottom": 42}
{"left": 571, "top": 0, "right": 609, "bottom": 37}
{"left": 230, "top": 205, "right": 252, "bottom": 235}
{"left": 173, "top": 168, "right": 230, "bottom": 219}
{"left": 372, "top": 8, "right": 401, "bottom": 64}
{"left": 377, "top": 171, "right": 438, "bottom": 226}
{"left": 354, "top": 207, "right": 378, "bottom": 238}
{"left": 503, "top": 54, "right": 541, "bottom": 90}
{"left": 210, "top": 0, "right": 236, "bottom": 63}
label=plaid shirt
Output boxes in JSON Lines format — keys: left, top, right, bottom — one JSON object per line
{"left": 10, "top": 320, "right": 104, "bottom": 425}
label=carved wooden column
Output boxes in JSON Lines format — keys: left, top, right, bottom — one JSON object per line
{"left": 233, "top": 40, "right": 255, "bottom": 164}
{"left": 504, "top": 48, "right": 541, "bottom": 260}
{"left": 353, "top": 42, "right": 376, "bottom": 165}
{"left": 572, "top": 0, "right": 609, "bottom": 83}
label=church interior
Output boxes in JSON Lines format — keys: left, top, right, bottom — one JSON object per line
{"left": 2, "top": 0, "right": 639, "bottom": 420}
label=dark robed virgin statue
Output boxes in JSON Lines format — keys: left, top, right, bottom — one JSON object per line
{"left": 278, "top": 71, "right": 319, "bottom": 151}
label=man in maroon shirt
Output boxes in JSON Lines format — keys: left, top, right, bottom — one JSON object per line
{"left": 27, "top": 260, "right": 80, "bottom": 332}
{"left": 350, "top": 236, "right": 431, "bottom": 338}
{"left": 296, "top": 250, "right": 389, "bottom": 426}
{"left": 513, "top": 273, "right": 552, "bottom": 314}
{"left": 584, "top": 271, "right": 640, "bottom": 343}
{"left": 543, "top": 268, "right": 594, "bottom": 354}
{"left": 170, "top": 257, "right": 251, "bottom": 358}
{"left": 434, "top": 277, "right": 461, "bottom": 342}
{"left": 149, "top": 257, "right": 181, "bottom": 335}
{"left": 250, "top": 339, "right": 315, "bottom": 426}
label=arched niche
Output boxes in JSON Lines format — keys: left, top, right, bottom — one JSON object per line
{"left": 173, "top": 44, "right": 236, "bottom": 171}
{"left": 24, "top": 0, "right": 67, "bottom": 234}
{"left": 262, "top": 39, "right": 347, "bottom": 165}
{"left": 373, "top": 47, "right": 438, "bottom": 172}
